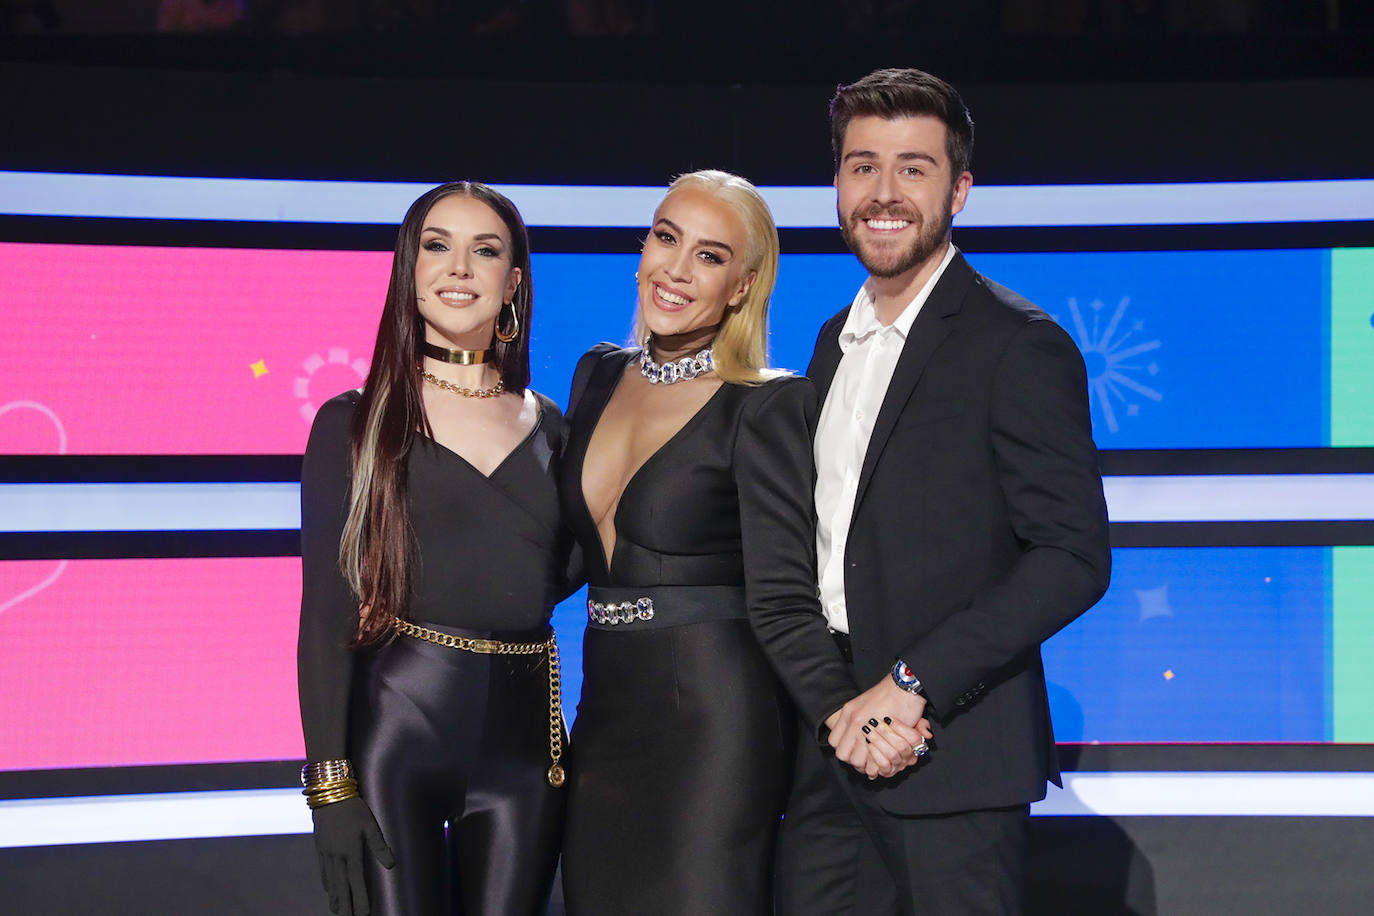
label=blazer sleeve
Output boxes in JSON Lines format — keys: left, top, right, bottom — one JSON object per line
{"left": 734, "top": 377, "right": 859, "bottom": 735}
{"left": 296, "top": 393, "right": 363, "bottom": 762}
{"left": 900, "top": 318, "right": 1111, "bottom": 715}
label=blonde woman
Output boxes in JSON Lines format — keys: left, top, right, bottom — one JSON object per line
{"left": 559, "top": 171, "right": 930, "bottom": 913}
{"left": 298, "top": 182, "right": 566, "bottom": 916}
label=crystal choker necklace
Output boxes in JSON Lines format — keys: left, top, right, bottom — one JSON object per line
{"left": 639, "top": 336, "right": 715, "bottom": 385}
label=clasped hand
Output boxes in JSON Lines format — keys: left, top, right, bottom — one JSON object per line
{"left": 825, "top": 677, "right": 934, "bottom": 779}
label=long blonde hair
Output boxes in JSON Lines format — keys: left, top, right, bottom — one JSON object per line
{"left": 634, "top": 169, "right": 786, "bottom": 385}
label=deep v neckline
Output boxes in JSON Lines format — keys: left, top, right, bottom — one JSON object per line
{"left": 423, "top": 391, "right": 543, "bottom": 481}
{"left": 577, "top": 353, "right": 729, "bottom": 581}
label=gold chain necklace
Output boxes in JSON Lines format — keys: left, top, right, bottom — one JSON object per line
{"left": 421, "top": 370, "right": 504, "bottom": 399}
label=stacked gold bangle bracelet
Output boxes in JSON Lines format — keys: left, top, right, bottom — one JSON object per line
{"left": 302, "top": 759, "right": 360, "bottom": 809}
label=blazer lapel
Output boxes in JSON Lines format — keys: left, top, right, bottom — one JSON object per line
{"left": 851, "top": 254, "right": 975, "bottom": 515}
{"left": 571, "top": 347, "right": 637, "bottom": 582}
{"left": 806, "top": 308, "right": 849, "bottom": 406}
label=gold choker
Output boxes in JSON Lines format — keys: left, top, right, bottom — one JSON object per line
{"left": 422, "top": 341, "right": 491, "bottom": 365}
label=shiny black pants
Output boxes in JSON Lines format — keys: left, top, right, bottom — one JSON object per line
{"left": 349, "top": 623, "right": 564, "bottom": 916}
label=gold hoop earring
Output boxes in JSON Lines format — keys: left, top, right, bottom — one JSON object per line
{"left": 494, "top": 301, "right": 520, "bottom": 343}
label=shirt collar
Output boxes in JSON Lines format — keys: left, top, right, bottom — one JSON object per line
{"left": 838, "top": 243, "right": 958, "bottom": 352}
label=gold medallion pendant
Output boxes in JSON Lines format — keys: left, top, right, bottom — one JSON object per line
{"left": 547, "top": 763, "right": 566, "bottom": 788}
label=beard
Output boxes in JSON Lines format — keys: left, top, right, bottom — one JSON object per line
{"left": 839, "top": 195, "right": 954, "bottom": 280}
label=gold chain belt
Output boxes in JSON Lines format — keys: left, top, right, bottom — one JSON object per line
{"left": 392, "top": 618, "right": 565, "bottom": 788}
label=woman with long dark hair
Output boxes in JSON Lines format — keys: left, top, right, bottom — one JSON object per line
{"left": 297, "top": 181, "right": 566, "bottom": 916}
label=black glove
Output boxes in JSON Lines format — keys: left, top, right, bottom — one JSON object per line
{"left": 311, "top": 796, "right": 396, "bottom": 915}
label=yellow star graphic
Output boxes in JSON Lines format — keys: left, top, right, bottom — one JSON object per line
{"left": 1163, "top": 669, "right": 1175, "bottom": 681}
{"left": 250, "top": 359, "right": 268, "bottom": 378}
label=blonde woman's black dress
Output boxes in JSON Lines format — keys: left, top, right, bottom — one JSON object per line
{"left": 559, "top": 344, "right": 857, "bottom": 915}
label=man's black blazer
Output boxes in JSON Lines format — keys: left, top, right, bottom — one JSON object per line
{"left": 807, "top": 251, "right": 1111, "bottom": 817}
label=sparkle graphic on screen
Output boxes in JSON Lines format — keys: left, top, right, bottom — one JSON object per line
{"left": 1061, "top": 297, "right": 1163, "bottom": 434}
{"left": 295, "top": 348, "right": 369, "bottom": 423}
{"left": 1135, "top": 584, "right": 1173, "bottom": 623}
{"left": 1163, "top": 669, "right": 1175, "bottom": 680}
{"left": 250, "top": 359, "right": 268, "bottom": 378}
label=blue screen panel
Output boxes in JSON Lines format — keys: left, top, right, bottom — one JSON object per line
{"left": 1044, "top": 547, "right": 1328, "bottom": 743}
{"left": 971, "top": 250, "right": 1327, "bottom": 449}
{"left": 529, "top": 250, "right": 1330, "bottom": 449}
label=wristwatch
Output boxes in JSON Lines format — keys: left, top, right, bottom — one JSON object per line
{"left": 891, "top": 660, "right": 923, "bottom": 695}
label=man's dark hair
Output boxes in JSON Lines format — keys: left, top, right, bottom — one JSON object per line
{"left": 829, "top": 68, "right": 975, "bottom": 181}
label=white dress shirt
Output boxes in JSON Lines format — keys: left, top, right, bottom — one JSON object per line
{"left": 814, "top": 243, "right": 957, "bottom": 634}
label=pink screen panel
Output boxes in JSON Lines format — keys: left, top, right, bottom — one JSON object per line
{"left": 0, "top": 557, "right": 304, "bottom": 770}
{"left": 1, "top": 242, "right": 391, "bottom": 454}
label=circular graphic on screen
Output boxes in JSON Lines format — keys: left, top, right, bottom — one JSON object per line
{"left": 294, "top": 348, "right": 370, "bottom": 424}
{"left": 0, "top": 401, "right": 69, "bottom": 616}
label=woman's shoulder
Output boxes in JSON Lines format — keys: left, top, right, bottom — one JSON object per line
{"left": 587, "top": 340, "right": 633, "bottom": 357}
{"left": 567, "top": 342, "right": 636, "bottom": 411}
{"left": 319, "top": 388, "right": 363, "bottom": 414}
{"left": 754, "top": 371, "right": 813, "bottom": 391}
{"left": 721, "top": 373, "right": 818, "bottom": 440}
{"left": 527, "top": 387, "right": 564, "bottom": 422}
{"left": 731, "top": 372, "right": 816, "bottom": 406}
{"left": 305, "top": 389, "right": 362, "bottom": 452}
{"left": 578, "top": 341, "right": 636, "bottom": 368}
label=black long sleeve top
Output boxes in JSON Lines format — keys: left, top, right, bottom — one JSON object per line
{"left": 296, "top": 389, "right": 567, "bottom": 762}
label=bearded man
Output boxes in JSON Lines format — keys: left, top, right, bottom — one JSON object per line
{"left": 774, "top": 68, "right": 1112, "bottom": 915}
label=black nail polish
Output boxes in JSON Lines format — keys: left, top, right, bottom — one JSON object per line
{"left": 883, "top": 717, "right": 892, "bottom": 725}
{"left": 861, "top": 725, "right": 871, "bottom": 734}
{"left": 868, "top": 718, "right": 880, "bottom": 727}
{"left": 864, "top": 737, "right": 870, "bottom": 744}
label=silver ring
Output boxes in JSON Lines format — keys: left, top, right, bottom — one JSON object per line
{"left": 913, "top": 741, "right": 930, "bottom": 757}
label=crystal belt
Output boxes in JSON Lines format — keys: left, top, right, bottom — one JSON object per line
{"left": 584, "top": 585, "right": 748, "bottom": 631}
{"left": 587, "top": 596, "right": 655, "bottom": 625}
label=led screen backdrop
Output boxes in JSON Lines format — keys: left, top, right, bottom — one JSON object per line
{"left": 1044, "top": 546, "right": 1374, "bottom": 744}
{"left": 4, "top": 242, "right": 1373, "bottom": 454}
{"left": 0, "top": 557, "right": 302, "bottom": 770}
{"left": 2, "top": 548, "right": 1372, "bottom": 771}
{"left": 3, "top": 237, "right": 1373, "bottom": 772}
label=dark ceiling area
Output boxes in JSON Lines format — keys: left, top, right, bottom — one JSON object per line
{"left": 3, "top": 2, "right": 1371, "bottom": 186}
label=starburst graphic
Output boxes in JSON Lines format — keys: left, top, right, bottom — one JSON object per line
{"left": 1061, "top": 297, "right": 1163, "bottom": 434}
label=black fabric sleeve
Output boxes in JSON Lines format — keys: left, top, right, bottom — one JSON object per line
{"left": 734, "top": 377, "right": 858, "bottom": 734}
{"left": 565, "top": 343, "right": 619, "bottom": 417}
{"left": 297, "top": 392, "right": 363, "bottom": 762}
{"left": 900, "top": 318, "right": 1111, "bottom": 714}
{"left": 535, "top": 392, "right": 584, "bottom": 604}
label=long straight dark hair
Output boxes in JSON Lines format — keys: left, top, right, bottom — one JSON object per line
{"left": 341, "top": 181, "right": 534, "bottom": 644}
